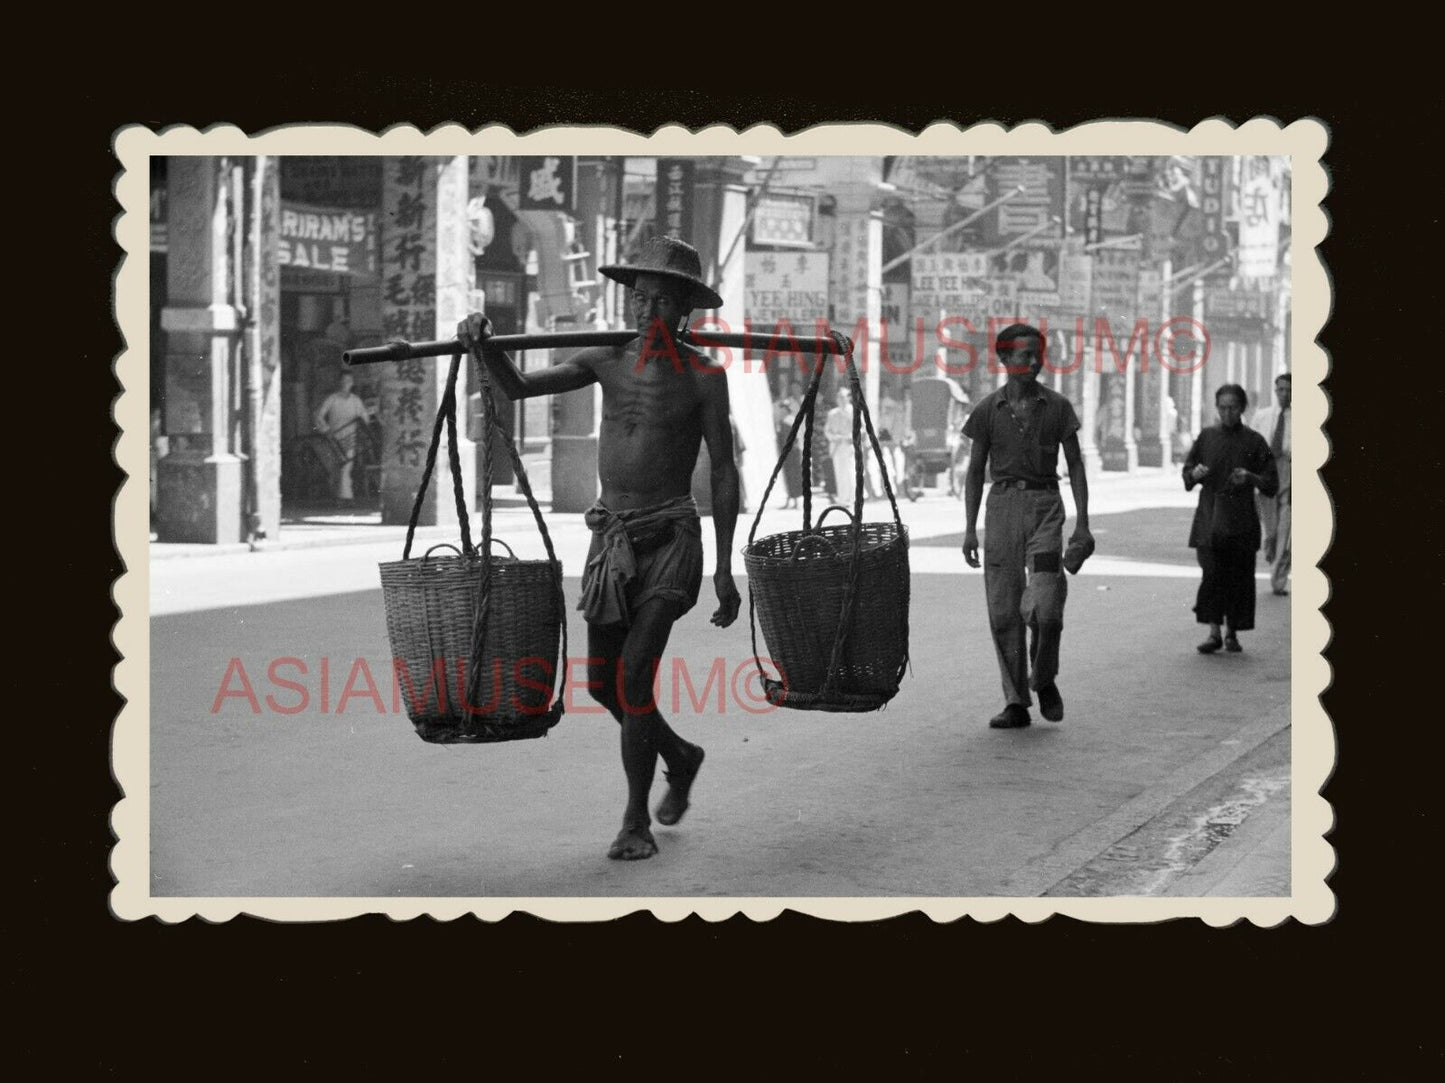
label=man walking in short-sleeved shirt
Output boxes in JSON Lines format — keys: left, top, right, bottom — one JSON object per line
{"left": 1250, "top": 373, "right": 1291, "bottom": 596}
{"left": 962, "top": 324, "right": 1093, "bottom": 729}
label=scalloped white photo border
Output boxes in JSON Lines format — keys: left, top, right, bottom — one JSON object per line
{"left": 111, "top": 118, "right": 1332, "bottom": 925}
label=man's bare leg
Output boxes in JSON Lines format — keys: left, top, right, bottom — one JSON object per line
{"left": 589, "top": 599, "right": 696, "bottom": 860}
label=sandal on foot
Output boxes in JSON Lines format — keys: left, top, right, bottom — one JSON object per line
{"left": 989, "top": 704, "right": 1032, "bottom": 729}
{"left": 1224, "top": 634, "right": 1242, "bottom": 653}
{"left": 607, "top": 825, "right": 658, "bottom": 861}
{"left": 1197, "top": 634, "right": 1224, "bottom": 654}
{"left": 656, "top": 745, "right": 705, "bottom": 827}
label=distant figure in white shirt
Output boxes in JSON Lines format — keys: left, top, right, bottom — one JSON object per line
{"left": 1250, "top": 373, "right": 1292, "bottom": 596}
{"left": 314, "top": 371, "right": 369, "bottom": 502}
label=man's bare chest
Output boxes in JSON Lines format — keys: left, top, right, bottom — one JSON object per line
{"left": 598, "top": 357, "right": 702, "bottom": 428}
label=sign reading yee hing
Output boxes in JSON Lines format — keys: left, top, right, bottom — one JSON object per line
{"left": 278, "top": 202, "right": 378, "bottom": 276}
{"left": 744, "top": 250, "right": 830, "bottom": 351}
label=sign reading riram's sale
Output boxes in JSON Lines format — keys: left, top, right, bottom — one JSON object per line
{"left": 278, "top": 202, "right": 378, "bottom": 276}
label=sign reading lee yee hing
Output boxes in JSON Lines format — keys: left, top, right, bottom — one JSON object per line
{"left": 278, "top": 203, "right": 378, "bottom": 277}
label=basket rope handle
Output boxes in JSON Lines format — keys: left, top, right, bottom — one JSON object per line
{"left": 819, "top": 336, "right": 907, "bottom": 697}
{"left": 747, "top": 344, "right": 830, "bottom": 698}
{"left": 401, "top": 353, "right": 475, "bottom": 561}
{"left": 748, "top": 333, "right": 905, "bottom": 698}
{"left": 747, "top": 346, "right": 829, "bottom": 547}
{"left": 463, "top": 344, "right": 569, "bottom": 718}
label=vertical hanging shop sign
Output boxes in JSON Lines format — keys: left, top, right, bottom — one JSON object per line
{"left": 1199, "top": 157, "right": 1231, "bottom": 261}
{"left": 381, "top": 156, "right": 438, "bottom": 471}
{"left": 517, "top": 156, "right": 577, "bottom": 213}
{"left": 655, "top": 158, "right": 695, "bottom": 243}
{"left": 1236, "top": 156, "right": 1281, "bottom": 279}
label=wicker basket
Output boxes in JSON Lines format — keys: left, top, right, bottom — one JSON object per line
{"left": 745, "top": 509, "right": 909, "bottom": 711}
{"left": 743, "top": 338, "right": 911, "bottom": 712}
{"left": 381, "top": 540, "right": 564, "bottom": 743}
{"left": 377, "top": 350, "right": 567, "bottom": 744}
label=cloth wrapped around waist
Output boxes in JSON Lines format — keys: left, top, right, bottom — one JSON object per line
{"left": 579, "top": 496, "right": 702, "bottom": 626}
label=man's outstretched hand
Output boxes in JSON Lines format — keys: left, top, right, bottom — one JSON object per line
{"left": 457, "top": 313, "right": 493, "bottom": 352}
{"left": 712, "top": 570, "right": 741, "bottom": 628}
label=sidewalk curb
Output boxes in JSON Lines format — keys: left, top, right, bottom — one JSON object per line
{"left": 989, "top": 702, "right": 1292, "bottom": 897}
{"left": 1165, "top": 791, "right": 1292, "bottom": 897}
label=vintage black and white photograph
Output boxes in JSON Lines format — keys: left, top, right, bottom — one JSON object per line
{"left": 113, "top": 121, "right": 1331, "bottom": 922}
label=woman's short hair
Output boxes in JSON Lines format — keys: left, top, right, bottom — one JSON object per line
{"left": 1215, "top": 383, "right": 1248, "bottom": 408}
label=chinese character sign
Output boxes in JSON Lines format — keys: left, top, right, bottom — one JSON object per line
{"left": 517, "top": 156, "right": 576, "bottom": 213}
{"left": 381, "top": 157, "right": 438, "bottom": 470}
{"left": 1235, "top": 156, "right": 1282, "bottom": 279}
{"left": 655, "top": 158, "right": 695, "bottom": 243}
{"left": 745, "top": 250, "right": 830, "bottom": 331}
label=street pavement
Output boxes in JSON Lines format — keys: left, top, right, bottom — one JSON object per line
{"left": 144, "top": 468, "right": 1297, "bottom": 900}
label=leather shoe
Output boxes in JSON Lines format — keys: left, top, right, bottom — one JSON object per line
{"left": 989, "top": 704, "right": 1031, "bottom": 729}
{"left": 1036, "top": 683, "right": 1064, "bottom": 722}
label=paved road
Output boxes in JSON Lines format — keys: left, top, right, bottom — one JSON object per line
{"left": 149, "top": 538, "right": 1292, "bottom": 898}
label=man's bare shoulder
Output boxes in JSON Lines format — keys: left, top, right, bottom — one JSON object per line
{"left": 688, "top": 350, "right": 731, "bottom": 397}
{"left": 569, "top": 344, "right": 626, "bottom": 372}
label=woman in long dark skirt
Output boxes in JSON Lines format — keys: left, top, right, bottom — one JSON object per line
{"left": 775, "top": 395, "right": 802, "bottom": 509}
{"left": 1183, "top": 383, "right": 1279, "bottom": 653}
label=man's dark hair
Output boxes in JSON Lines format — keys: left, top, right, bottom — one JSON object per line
{"left": 1215, "top": 383, "right": 1248, "bottom": 408}
{"left": 1275, "top": 372, "right": 1291, "bottom": 385}
{"left": 995, "top": 323, "right": 1044, "bottom": 351}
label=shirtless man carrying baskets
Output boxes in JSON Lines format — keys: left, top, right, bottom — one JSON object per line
{"left": 457, "top": 236, "right": 742, "bottom": 861}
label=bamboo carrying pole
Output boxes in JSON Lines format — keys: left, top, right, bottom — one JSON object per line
{"left": 344, "top": 329, "right": 849, "bottom": 366}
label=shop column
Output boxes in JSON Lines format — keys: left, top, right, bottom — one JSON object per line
{"left": 156, "top": 157, "right": 243, "bottom": 544}
{"left": 1135, "top": 263, "right": 1165, "bottom": 467}
{"left": 378, "top": 156, "right": 475, "bottom": 527}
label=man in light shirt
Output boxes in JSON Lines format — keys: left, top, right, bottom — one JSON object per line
{"left": 1251, "top": 373, "right": 1291, "bottom": 596}
{"left": 314, "top": 370, "right": 370, "bottom": 503}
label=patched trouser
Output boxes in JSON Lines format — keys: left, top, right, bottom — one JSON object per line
{"left": 983, "top": 486, "right": 1068, "bottom": 708}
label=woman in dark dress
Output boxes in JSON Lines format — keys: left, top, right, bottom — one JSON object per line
{"left": 775, "top": 395, "right": 802, "bottom": 509}
{"left": 1183, "top": 384, "right": 1279, "bottom": 653}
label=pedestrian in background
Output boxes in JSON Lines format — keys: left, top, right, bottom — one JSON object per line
{"left": 313, "top": 370, "right": 369, "bottom": 503}
{"left": 1250, "top": 373, "right": 1292, "bottom": 596}
{"left": 962, "top": 324, "right": 1093, "bottom": 729}
{"left": 775, "top": 394, "right": 802, "bottom": 509}
{"left": 1184, "top": 384, "right": 1279, "bottom": 654}
{"left": 825, "top": 386, "right": 854, "bottom": 502}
